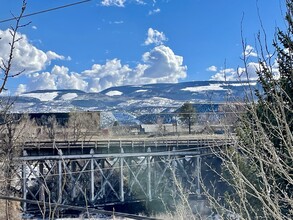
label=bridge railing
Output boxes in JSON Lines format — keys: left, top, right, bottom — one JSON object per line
{"left": 21, "top": 136, "right": 233, "bottom": 156}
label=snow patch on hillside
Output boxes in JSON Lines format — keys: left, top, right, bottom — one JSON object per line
{"left": 230, "top": 82, "right": 257, "bottom": 86}
{"left": 21, "top": 92, "right": 58, "bottom": 101}
{"left": 119, "top": 97, "right": 182, "bottom": 108}
{"left": 135, "top": 89, "right": 148, "bottom": 93}
{"left": 181, "top": 84, "right": 227, "bottom": 92}
{"left": 106, "top": 90, "right": 123, "bottom": 96}
{"left": 61, "top": 93, "right": 78, "bottom": 100}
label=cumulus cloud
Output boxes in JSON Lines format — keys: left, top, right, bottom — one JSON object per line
{"left": 46, "top": 51, "right": 66, "bottom": 61}
{"left": 18, "top": 65, "right": 88, "bottom": 93}
{"left": 206, "top": 65, "right": 217, "bottom": 72}
{"left": 141, "top": 45, "right": 187, "bottom": 81}
{"left": 210, "top": 68, "right": 237, "bottom": 81}
{"left": 11, "top": 26, "right": 186, "bottom": 94}
{"left": 15, "top": 84, "right": 27, "bottom": 95}
{"left": 51, "top": 65, "right": 88, "bottom": 90}
{"left": 0, "top": 29, "right": 65, "bottom": 75}
{"left": 242, "top": 45, "right": 258, "bottom": 57}
{"left": 27, "top": 72, "right": 57, "bottom": 91}
{"left": 17, "top": 44, "right": 187, "bottom": 93}
{"left": 83, "top": 45, "right": 186, "bottom": 91}
{"left": 237, "top": 62, "right": 260, "bottom": 80}
{"left": 101, "top": 0, "right": 126, "bottom": 7}
{"left": 210, "top": 62, "right": 261, "bottom": 81}
{"left": 144, "top": 28, "right": 167, "bottom": 46}
{"left": 82, "top": 59, "right": 132, "bottom": 92}
{"left": 209, "top": 59, "right": 282, "bottom": 82}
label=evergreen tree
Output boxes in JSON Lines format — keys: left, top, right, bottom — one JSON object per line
{"left": 254, "top": 0, "right": 293, "bottom": 215}
{"left": 208, "top": 1, "right": 293, "bottom": 219}
{"left": 178, "top": 102, "right": 196, "bottom": 134}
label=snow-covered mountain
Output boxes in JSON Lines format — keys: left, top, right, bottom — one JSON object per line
{"left": 2, "top": 81, "right": 259, "bottom": 125}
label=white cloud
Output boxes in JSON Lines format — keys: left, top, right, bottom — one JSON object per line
{"left": 141, "top": 45, "right": 187, "bottom": 82}
{"left": 51, "top": 65, "right": 88, "bottom": 90}
{"left": 134, "top": 0, "right": 146, "bottom": 5}
{"left": 144, "top": 28, "right": 167, "bottom": 46}
{"left": 109, "top": 20, "right": 124, "bottom": 24}
{"left": 0, "top": 29, "right": 65, "bottom": 75}
{"left": 21, "top": 45, "right": 186, "bottom": 93}
{"left": 27, "top": 72, "right": 57, "bottom": 91}
{"left": 101, "top": 0, "right": 126, "bottom": 7}
{"left": 206, "top": 65, "right": 217, "bottom": 72}
{"left": 80, "top": 45, "right": 186, "bottom": 91}
{"left": 210, "top": 62, "right": 260, "bottom": 81}
{"left": 209, "top": 59, "right": 282, "bottom": 82}
{"left": 148, "top": 8, "right": 161, "bottom": 15}
{"left": 243, "top": 45, "right": 258, "bottom": 57}
{"left": 20, "top": 65, "right": 88, "bottom": 92}
{"left": 12, "top": 27, "right": 186, "bottom": 94}
{"left": 82, "top": 59, "right": 132, "bottom": 92}
{"left": 15, "top": 84, "right": 27, "bottom": 95}
{"left": 32, "top": 26, "right": 37, "bottom": 30}
{"left": 101, "top": 0, "right": 146, "bottom": 6}
{"left": 271, "top": 60, "right": 280, "bottom": 79}
{"left": 46, "top": 51, "right": 65, "bottom": 61}
{"left": 237, "top": 62, "right": 260, "bottom": 80}
{"left": 210, "top": 69, "right": 234, "bottom": 81}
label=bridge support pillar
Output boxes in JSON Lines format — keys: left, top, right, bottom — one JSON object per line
{"left": 39, "top": 162, "right": 45, "bottom": 203}
{"left": 58, "top": 150, "right": 63, "bottom": 203}
{"left": 196, "top": 155, "right": 201, "bottom": 197}
{"left": 71, "top": 161, "right": 77, "bottom": 199}
{"left": 120, "top": 147, "right": 124, "bottom": 202}
{"left": 90, "top": 149, "right": 95, "bottom": 202}
{"left": 22, "top": 160, "right": 27, "bottom": 212}
{"left": 147, "top": 148, "right": 152, "bottom": 201}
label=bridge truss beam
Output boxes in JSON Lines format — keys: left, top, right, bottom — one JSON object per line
{"left": 20, "top": 148, "right": 202, "bottom": 213}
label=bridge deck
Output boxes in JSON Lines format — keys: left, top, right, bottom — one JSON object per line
{"left": 21, "top": 135, "right": 233, "bottom": 157}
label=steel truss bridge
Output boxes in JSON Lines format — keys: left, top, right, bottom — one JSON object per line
{"left": 17, "top": 136, "right": 231, "bottom": 216}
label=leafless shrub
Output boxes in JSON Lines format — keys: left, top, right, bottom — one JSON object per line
{"left": 203, "top": 1, "right": 293, "bottom": 219}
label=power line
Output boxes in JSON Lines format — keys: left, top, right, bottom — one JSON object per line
{"left": 0, "top": 0, "right": 92, "bottom": 24}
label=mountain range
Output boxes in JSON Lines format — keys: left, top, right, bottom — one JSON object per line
{"left": 2, "top": 81, "right": 259, "bottom": 127}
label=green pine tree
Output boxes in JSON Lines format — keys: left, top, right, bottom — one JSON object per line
{"left": 178, "top": 102, "right": 196, "bottom": 134}
{"left": 213, "top": 1, "right": 293, "bottom": 219}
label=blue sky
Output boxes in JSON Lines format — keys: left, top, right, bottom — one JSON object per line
{"left": 0, "top": 0, "right": 286, "bottom": 94}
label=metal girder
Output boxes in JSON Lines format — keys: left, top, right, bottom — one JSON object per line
{"left": 20, "top": 151, "right": 202, "bottom": 211}
{"left": 17, "top": 136, "right": 231, "bottom": 216}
